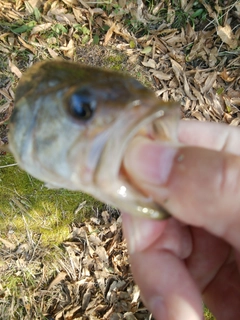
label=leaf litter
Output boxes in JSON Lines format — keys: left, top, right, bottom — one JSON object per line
{"left": 0, "top": 0, "right": 240, "bottom": 319}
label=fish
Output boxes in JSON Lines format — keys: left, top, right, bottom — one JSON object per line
{"left": 8, "top": 60, "right": 180, "bottom": 219}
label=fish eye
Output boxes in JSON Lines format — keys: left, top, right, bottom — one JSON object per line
{"left": 67, "top": 89, "right": 96, "bottom": 121}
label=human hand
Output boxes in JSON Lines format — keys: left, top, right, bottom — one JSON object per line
{"left": 122, "top": 120, "right": 240, "bottom": 320}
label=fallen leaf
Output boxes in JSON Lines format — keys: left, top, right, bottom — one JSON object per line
{"left": 18, "top": 36, "right": 36, "bottom": 54}
{"left": 60, "top": 39, "right": 75, "bottom": 59}
{"left": 47, "top": 47, "right": 59, "bottom": 58}
{"left": 30, "top": 23, "right": 52, "bottom": 35}
{"left": 192, "top": 110, "right": 205, "bottom": 121}
{"left": 104, "top": 22, "right": 116, "bottom": 45}
{"left": 217, "top": 24, "right": 238, "bottom": 49}
{"left": 150, "top": 70, "right": 172, "bottom": 80}
{"left": 220, "top": 68, "right": 235, "bottom": 82}
{"left": 141, "top": 59, "right": 156, "bottom": 68}
{"left": 201, "top": 71, "right": 217, "bottom": 93}
{"left": 8, "top": 60, "right": 22, "bottom": 78}
{"left": 141, "top": 46, "right": 152, "bottom": 54}
{"left": 230, "top": 117, "right": 240, "bottom": 126}
{"left": 0, "top": 237, "right": 16, "bottom": 250}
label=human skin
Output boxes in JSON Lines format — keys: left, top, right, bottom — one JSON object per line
{"left": 122, "top": 120, "right": 240, "bottom": 320}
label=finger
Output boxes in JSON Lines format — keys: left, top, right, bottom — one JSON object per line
{"left": 122, "top": 215, "right": 201, "bottom": 320}
{"left": 122, "top": 214, "right": 192, "bottom": 258}
{"left": 182, "top": 226, "right": 240, "bottom": 319}
{"left": 129, "top": 249, "right": 203, "bottom": 320}
{"left": 121, "top": 213, "right": 168, "bottom": 253}
{"left": 203, "top": 251, "right": 240, "bottom": 320}
{"left": 185, "top": 227, "right": 230, "bottom": 291}
{"left": 178, "top": 120, "right": 240, "bottom": 155}
{"left": 184, "top": 227, "right": 240, "bottom": 319}
{"left": 123, "top": 137, "right": 240, "bottom": 250}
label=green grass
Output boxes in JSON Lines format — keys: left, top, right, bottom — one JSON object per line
{"left": 0, "top": 153, "right": 103, "bottom": 245}
{"left": 204, "top": 305, "right": 216, "bottom": 319}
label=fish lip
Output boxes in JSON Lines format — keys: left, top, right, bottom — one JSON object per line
{"left": 95, "top": 99, "right": 179, "bottom": 181}
{"left": 68, "top": 99, "right": 174, "bottom": 187}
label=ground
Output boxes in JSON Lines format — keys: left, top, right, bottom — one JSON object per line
{"left": 0, "top": 1, "right": 240, "bottom": 319}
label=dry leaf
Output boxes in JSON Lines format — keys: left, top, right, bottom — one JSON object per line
{"left": 30, "top": 23, "right": 52, "bottom": 35}
{"left": 47, "top": 47, "right": 59, "bottom": 58}
{"left": 0, "top": 101, "right": 11, "bottom": 113}
{"left": 170, "top": 58, "right": 182, "bottom": 83}
{"left": 227, "top": 88, "right": 240, "bottom": 98}
{"left": 230, "top": 117, "right": 240, "bottom": 126}
{"left": 48, "top": 271, "right": 67, "bottom": 290}
{"left": 62, "top": 0, "right": 79, "bottom": 6}
{"left": 104, "top": 22, "right": 116, "bottom": 45}
{"left": 141, "top": 59, "right": 156, "bottom": 68}
{"left": 201, "top": 72, "right": 217, "bottom": 93}
{"left": 27, "top": 0, "right": 42, "bottom": 8}
{"left": 209, "top": 47, "right": 218, "bottom": 67}
{"left": 199, "top": 0, "right": 217, "bottom": 19}
{"left": 8, "top": 60, "right": 22, "bottom": 78}
{"left": 217, "top": 24, "right": 238, "bottom": 49}
{"left": 231, "top": 97, "right": 240, "bottom": 107}
{"left": 192, "top": 110, "right": 205, "bottom": 121}
{"left": 60, "top": 39, "right": 75, "bottom": 59}
{"left": 0, "top": 237, "right": 16, "bottom": 250}
{"left": 18, "top": 36, "right": 36, "bottom": 54}
{"left": 220, "top": 68, "right": 235, "bottom": 82}
{"left": 183, "top": 73, "right": 195, "bottom": 100}
{"left": 0, "top": 88, "right": 12, "bottom": 101}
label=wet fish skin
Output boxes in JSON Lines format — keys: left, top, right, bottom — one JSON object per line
{"left": 9, "top": 60, "right": 179, "bottom": 219}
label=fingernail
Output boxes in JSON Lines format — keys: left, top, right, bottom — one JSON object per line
{"left": 124, "top": 137, "right": 177, "bottom": 185}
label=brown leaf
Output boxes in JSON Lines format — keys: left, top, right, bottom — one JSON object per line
{"left": 192, "top": 110, "right": 205, "bottom": 121}
{"left": 209, "top": 47, "right": 218, "bottom": 67}
{"left": 95, "top": 246, "right": 108, "bottom": 264}
{"left": 201, "top": 72, "right": 217, "bottom": 93}
{"left": 199, "top": 0, "right": 217, "bottom": 19}
{"left": 48, "top": 271, "right": 67, "bottom": 290}
{"left": 170, "top": 58, "right": 182, "bottom": 83}
{"left": 104, "top": 22, "right": 116, "bottom": 46}
{"left": 18, "top": 36, "right": 36, "bottom": 54}
{"left": 231, "top": 98, "right": 240, "bottom": 107}
{"left": 8, "top": 60, "right": 22, "bottom": 78}
{"left": 60, "top": 39, "right": 75, "bottom": 59}
{"left": 82, "top": 289, "right": 92, "bottom": 310}
{"left": 47, "top": 47, "right": 59, "bottom": 59}
{"left": 220, "top": 68, "right": 235, "bottom": 82}
{"left": 0, "top": 88, "right": 12, "bottom": 101}
{"left": 0, "top": 237, "right": 16, "bottom": 250}
{"left": 30, "top": 23, "right": 52, "bottom": 35}
{"left": 217, "top": 24, "right": 238, "bottom": 49}
{"left": 227, "top": 88, "right": 240, "bottom": 99}
{"left": 151, "top": 69, "right": 172, "bottom": 81}
{"left": 0, "top": 101, "right": 11, "bottom": 113}
{"left": 230, "top": 117, "right": 240, "bottom": 126}
{"left": 183, "top": 73, "right": 196, "bottom": 100}
{"left": 141, "top": 59, "right": 156, "bottom": 68}
{"left": 27, "top": 0, "right": 42, "bottom": 8}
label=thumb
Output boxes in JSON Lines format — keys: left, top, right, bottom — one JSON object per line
{"left": 124, "top": 137, "right": 240, "bottom": 249}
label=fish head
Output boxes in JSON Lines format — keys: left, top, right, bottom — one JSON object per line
{"left": 9, "top": 61, "right": 180, "bottom": 219}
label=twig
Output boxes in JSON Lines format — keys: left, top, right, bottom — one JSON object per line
{"left": 0, "top": 163, "right": 17, "bottom": 168}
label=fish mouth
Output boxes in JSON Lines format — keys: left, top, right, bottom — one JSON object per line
{"left": 92, "top": 99, "right": 180, "bottom": 219}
